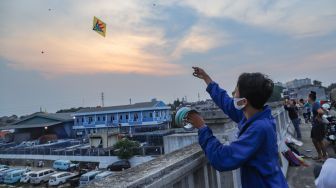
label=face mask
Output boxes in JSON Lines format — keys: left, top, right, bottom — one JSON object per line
{"left": 234, "top": 98, "right": 246, "bottom": 110}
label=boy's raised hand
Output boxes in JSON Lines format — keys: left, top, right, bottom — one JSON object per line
{"left": 192, "top": 67, "right": 213, "bottom": 85}
{"left": 192, "top": 67, "right": 207, "bottom": 79}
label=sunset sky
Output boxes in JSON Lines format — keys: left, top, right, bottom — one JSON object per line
{"left": 0, "top": 0, "right": 335, "bottom": 116}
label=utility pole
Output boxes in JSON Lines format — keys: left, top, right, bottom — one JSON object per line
{"left": 101, "top": 92, "right": 104, "bottom": 107}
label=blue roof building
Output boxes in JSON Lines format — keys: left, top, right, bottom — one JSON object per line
{"left": 72, "top": 99, "right": 172, "bottom": 137}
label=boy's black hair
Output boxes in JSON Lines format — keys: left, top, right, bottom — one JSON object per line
{"left": 237, "top": 73, "right": 274, "bottom": 109}
{"left": 299, "top": 99, "right": 304, "bottom": 103}
{"left": 309, "top": 91, "right": 317, "bottom": 101}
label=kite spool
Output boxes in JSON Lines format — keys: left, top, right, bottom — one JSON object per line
{"left": 175, "top": 107, "right": 198, "bottom": 131}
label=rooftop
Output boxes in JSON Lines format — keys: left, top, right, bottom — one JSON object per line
{"left": 74, "top": 100, "right": 170, "bottom": 115}
{"left": 0, "top": 112, "right": 73, "bottom": 130}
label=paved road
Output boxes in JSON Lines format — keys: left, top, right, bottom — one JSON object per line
{"left": 287, "top": 121, "right": 336, "bottom": 188}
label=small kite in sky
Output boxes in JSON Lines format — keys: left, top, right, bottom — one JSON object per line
{"left": 93, "top": 16, "right": 106, "bottom": 37}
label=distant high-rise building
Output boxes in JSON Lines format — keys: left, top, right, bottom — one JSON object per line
{"left": 287, "top": 85, "right": 326, "bottom": 101}
{"left": 286, "top": 78, "right": 311, "bottom": 89}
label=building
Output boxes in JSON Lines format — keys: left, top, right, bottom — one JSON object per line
{"left": 0, "top": 112, "right": 74, "bottom": 143}
{"left": 284, "top": 85, "right": 326, "bottom": 101}
{"left": 286, "top": 78, "right": 311, "bottom": 89}
{"left": 295, "top": 85, "right": 327, "bottom": 101}
{"left": 72, "top": 99, "right": 172, "bottom": 138}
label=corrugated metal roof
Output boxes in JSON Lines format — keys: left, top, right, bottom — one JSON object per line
{"left": 75, "top": 101, "right": 160, "bottom": 113}
{"left": 11, "top": 112, "right": 73, "bottom": 125}
{"left": 0, "top": 121, "right": 61, "bottom": 130}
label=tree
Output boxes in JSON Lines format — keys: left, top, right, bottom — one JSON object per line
{"left": 56, "top": 107, "right": 84, "bottom": 113}
{"left": 268, "top": 85, "right": 284, "bottom": 102}
{"left": 173, "top": 98, "right": 181, "bottom": 108}
{"left": 113, "top": 138, "right": 140, "bottom": 159}
{"left": 326, "top": 83, "right": 336, "bottom": 93}
{"left": 313, "top": 80, "right": 322, "bottom": 87}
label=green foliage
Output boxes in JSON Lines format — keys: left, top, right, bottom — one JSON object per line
{"left": 56, "top": 107, "right": 84, "bottom": 113}
{"left": 113, "top": 138, "right": 140, "bottom": 159}
{"left": 268, "top": 85, "right": 284, "bottom": 102}
{"left": 326, "top": 83, "right": 336, "bottom": 92}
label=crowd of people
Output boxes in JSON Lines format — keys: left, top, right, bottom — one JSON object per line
{"left": 284, "top": 90, "right": 336, "bottom": 162}
{"left": 284, "top": 90, "right": 336, "bottom": 188}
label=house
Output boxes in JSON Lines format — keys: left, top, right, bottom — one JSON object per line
{"left": 0, "top": 112, "right": 74, "bottom": 143}
{"left": 72, "top": 99, "right": 172, "bottom": 138}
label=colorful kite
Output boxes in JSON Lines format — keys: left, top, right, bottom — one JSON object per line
{"left": 93, "top": 16, "right": 106, "bottom": 37}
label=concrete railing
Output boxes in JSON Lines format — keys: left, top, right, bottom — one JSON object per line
{"left": 90, "top": 106, "right": 292, "bottom": 188}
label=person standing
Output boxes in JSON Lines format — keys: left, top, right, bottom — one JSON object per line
{"left": 188, "top": 67, "right": 288, "bottom": 188}
{"left": 309, "top": 91, "right": 327, "bottom": 162}
{"left": 284, "top": 99, "right": 302, "bottom": 140}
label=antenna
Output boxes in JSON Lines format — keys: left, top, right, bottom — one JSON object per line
{"left": 198, "top": 92, "right": 200, "bottom": 102}
{"left": 129, "top": 98, "right": 132, "bottom": 105}
{"left": 101, "top": 92, "right": 104, "bottom": 107}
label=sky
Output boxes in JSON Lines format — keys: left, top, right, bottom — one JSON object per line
{"left": 0, "top": 0, "right": 335, "bottom": 116}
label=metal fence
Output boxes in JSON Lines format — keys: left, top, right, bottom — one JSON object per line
{"left": 0, "top": 146, "right": 113, "bottom": 156}
{"left": 0, "top": 144, "right": 164, "bottom": 157}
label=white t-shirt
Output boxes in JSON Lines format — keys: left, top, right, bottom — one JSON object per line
{"left": 315, "top": 158, "right": 336, "bottom": 188}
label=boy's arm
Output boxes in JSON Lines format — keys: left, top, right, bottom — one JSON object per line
{"left": 206, "top": 82, "right": 244, "bottom": 123}
{"left": 198, "top": 125, "right": 265, "bottom": 171}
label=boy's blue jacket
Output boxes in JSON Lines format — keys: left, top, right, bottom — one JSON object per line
{"left": 199, "top": 81, "right": 288, "bottom": 188}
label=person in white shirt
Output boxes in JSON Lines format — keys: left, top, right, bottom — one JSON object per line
{"left": 315, "top": 158, "right": 336, "bottom": 188}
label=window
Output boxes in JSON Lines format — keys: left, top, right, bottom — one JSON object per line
{"left": 89, "top": 117, "right": 93, "bottom": 123}
{"left": 126, "top": 114, "right": 129, "bottom": 119}
{"left": 112, "top": 116, "right": 115, "bottom": 120}
{"left": 39, "top": 173, "right": 43, "bottom": 176}
{"left": 149, "top": 112, "right": 153, "bottom": 118}
{"left": 81, "top": 118, "right": 84, "bottom": 123}
{"left": 76, "top": 118, "right": 79, "bottom": 123}
{"left": 103, "top": 116, "right": 106, "bottom": 121}
{"left": 120, "top": 115, "right": 122, "bottom": 120}
{"left": 155, "top": 111, "right": 159, "bottom": 117}
{"left": 97, "top": 116, "right": 100, "bottom": 121}
{"left": 89, "top": 175, "right": 95, "bottom": 181}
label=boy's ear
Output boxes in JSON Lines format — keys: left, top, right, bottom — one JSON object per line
{"left": 237, "top": 98, "right": 248, "bottom": 106}
{"left": 243, "top": 98, "right": 248, "bottom": 106}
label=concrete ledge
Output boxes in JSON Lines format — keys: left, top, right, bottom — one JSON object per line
{"left": 91, "top": 143, "right": 204, "bottom": 188}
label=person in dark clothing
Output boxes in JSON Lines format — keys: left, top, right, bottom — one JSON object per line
{"left": 187, "top": 67, "right": 288, "bottom": 188}
{"left": 284, "top": 99, "right": 302, "bottom": 139}
{"left": 309, "top": 91, "right": 327, "bottom": 161}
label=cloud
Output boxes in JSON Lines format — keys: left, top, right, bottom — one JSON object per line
{"left": 0, "top": 0, "right": 186, "bottom": 77}
{"left": 216, "top": 49, "right": 335, "bottom": 88}
{"left": 178, "top": 0, "right": 336, "bottom": 37}
{"left": 0, "top": 0, "right": 335, "bottom": 78}
{"left": 172, "top": 22, "right": 231, "bottom": 58}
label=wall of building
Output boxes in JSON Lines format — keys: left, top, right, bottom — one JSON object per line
{"left": 296, "top": 86, "right": 327, "bottom": 101}
{"left": 163, "top": 133, "right": 198, "bottom": 154}
{"left": 74, "top": 109, "right": 171, "bottom": 127}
